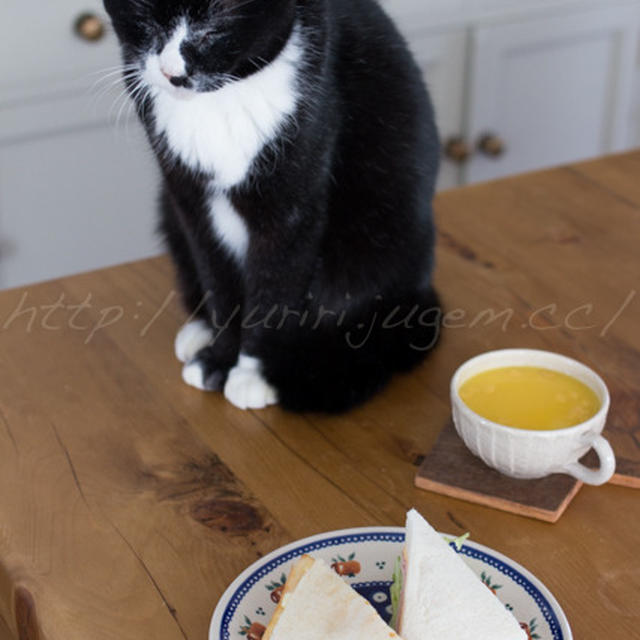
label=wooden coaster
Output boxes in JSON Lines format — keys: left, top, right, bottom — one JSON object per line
{"left": 415, "top": 423, "right": 583, "bottom": 523}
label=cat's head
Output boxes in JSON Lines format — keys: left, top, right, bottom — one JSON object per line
{"left": 104, "top": 0, "right": 298, "bottom": 95}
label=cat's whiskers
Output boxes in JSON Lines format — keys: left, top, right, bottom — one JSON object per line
{"left": 129, "top": 81, "right": 157, "bottom": 139}
{"left": 137, "top": 86, "right": 154, "bottom": 124}
{"left": 88, "top": 64, "right": 139, "bottom": 93}
{"left": 114, "top": 76, "right": 148, "bottom": 134}
{"left": 82, "top": 65, "right": 138, "bottom": 117}
{"left": 109, "top": 82, "right": 136, "bottom": 128}
{"left": 118, "top": 79, "right": 145, "bottom": 138}
{"left": 89, "top": 63, "right": 139, "bottom": 75}
{"left": 128, "top": 81, "right": 151, "bottom": 120}
{"left": 92, "top": 72, "right": 137, "bottom": 104}
{"left": 86, "top": 63, "right": 139, "bottom": 80}
{"left": 89, "top": 68, "right": 140, "bottom": 114}
{"left": 92, "top": 70, "right": 137, "bottom": 91}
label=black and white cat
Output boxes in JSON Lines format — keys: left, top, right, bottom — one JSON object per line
{"left": 104, "top": 0, "right": 441, "bottom": 413}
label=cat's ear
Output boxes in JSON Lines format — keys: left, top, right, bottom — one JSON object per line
{"left": 103, "top": 0, "right": 137, "bottom": 16}
{"left": 103, "top": 0, "right": 121, "bottom": 16}
{"left": 104, "top": 0, "right": 148, "bottom": 23}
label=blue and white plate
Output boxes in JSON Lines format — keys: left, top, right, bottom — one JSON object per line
{"left": 209, "top": 527, "right": 572, "bottom": 640}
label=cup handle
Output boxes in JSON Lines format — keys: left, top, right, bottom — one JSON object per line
{"left": 561, "top": 435, "right": 616, "bottom": 486}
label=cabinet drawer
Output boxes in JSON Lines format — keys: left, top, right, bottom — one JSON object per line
{"left": 0, "top": 0, "right": 120, "bottom": 103}
{"left": 0, "top": 83, "right": 135, "bottom": 145}
{"left": 0, "top": 122, "right": 161, "bottom": 290}
{"left": 465, "top": 4, "right": 640, "bottom": 184}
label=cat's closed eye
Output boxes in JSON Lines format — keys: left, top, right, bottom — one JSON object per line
{"left": 197, "top": 30, "right": 218, "bottom": 46}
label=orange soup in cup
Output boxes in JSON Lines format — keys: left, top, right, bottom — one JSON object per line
{"left": 458, "top": 366, "right": 601, "bottom": 431}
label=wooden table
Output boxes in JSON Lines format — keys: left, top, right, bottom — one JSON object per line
{"left": 1, "top": 153, "right": 639, "bottom": 640}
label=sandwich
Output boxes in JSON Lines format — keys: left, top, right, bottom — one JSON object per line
{"left": 263, "top": 555, "right": 400, "bottom": 639}
{"left": 263, "top": 510, "right": 526, "bottom": 639}
{"left": 393, "top": 509, "right": 527, "bottom": 640}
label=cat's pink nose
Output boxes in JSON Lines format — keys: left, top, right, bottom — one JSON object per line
{"left": 160, "top": 68, "right": 191, "bottom": 88}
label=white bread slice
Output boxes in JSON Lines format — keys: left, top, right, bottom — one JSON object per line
{"left": 264, "top": 555, "right": 401, "bottom": 640}
{"left": 399, "top": 510, "right": 527, "bottom": 640}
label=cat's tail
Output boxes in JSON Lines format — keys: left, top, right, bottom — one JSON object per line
{"left": 262, "top": 287, "right": 441, "bottom": 413}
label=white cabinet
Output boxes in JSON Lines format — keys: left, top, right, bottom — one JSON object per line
{"left": 1, "top": 0, "right": 640, "bottom": 288}
{"left": 1, "top": 2, "right": 122, "bottom": 101}
{"left": 390, "top": 0, "right": 640, "bottom": 188}
{"left": 0, "top": 1, "right": 161, "bottom": 290}
{"left": 405, "top": 30, "right": 469, "bottom": 190}
{"left": 0, "top": 100, "right": 160, "bottom": 290}
{"left": 465, "top": 5, "right": 640, "bottom": 183}
{"left": 0, "top": 114, "right": 160, "bottom": 290}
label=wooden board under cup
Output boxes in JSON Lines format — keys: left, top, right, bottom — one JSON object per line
{"left": 415, "top": 422, "right": 584, "bottom": 523}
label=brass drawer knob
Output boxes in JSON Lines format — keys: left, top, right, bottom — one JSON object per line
{"left": 478, "top": 134, "right": 506, "bottom": 158}
{"left": 444, "top": 137, "right": 471, "bottom": 164}
{"left": 74, "top": 13, "right": 106, "bottom": 42}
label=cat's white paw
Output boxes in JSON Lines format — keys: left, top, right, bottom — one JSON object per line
{"left": 175, "top": 320, "right": 214, "bottom": 363}
{"left": 182, "top": 360, "right": 206, "bottom": 390}
{"left": 224, "top": 356, "right": 278, "bottom": 410}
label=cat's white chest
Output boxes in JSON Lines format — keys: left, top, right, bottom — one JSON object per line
{"left": 152, "top": 30, "right": 302, "bottom": 190}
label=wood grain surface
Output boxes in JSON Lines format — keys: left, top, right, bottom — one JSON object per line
{"left": 415, "top": 422, "right": 583, "bottom": 522}
{"left": 0, "top": 153, "right": 639, "bottom": 640}
{"left": 433, "top": 156, "right": 640, "bottom": 486}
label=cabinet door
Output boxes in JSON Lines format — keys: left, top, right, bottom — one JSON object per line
{"left": 465, "top": 5, "right": 640, "bottom": 184}
{"left": 406, "top": 29, "right": 468, "bottom": 190}
{"left": 0, "top": 0, "right": 120, "bottom": 102}
{"left": 0, "top": 116, "right": 160, "bottom": 290}
{"left": 0, "top": 0, "right": 120, "bottom": 106}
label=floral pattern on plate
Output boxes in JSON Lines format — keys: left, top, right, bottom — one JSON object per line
{"left": 209, "top": 527, "right": 572, "bottom": 640}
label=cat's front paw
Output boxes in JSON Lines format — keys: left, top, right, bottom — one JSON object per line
{"left": 224, "top": 355, "right": 278, "bottom": 410}
{"left": 181, "top": 348, "right": 228, "bottom": 392}
{"left": 175, "top": 320, "right": 214, "bottom": 363}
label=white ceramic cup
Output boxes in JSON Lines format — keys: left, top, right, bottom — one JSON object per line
{"left": 450, "top": 349, "right": 616, "bottom": 486}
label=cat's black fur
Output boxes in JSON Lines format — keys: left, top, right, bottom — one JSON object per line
{"left": 104, "top": 0, "right": 442, "bottom": 412}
